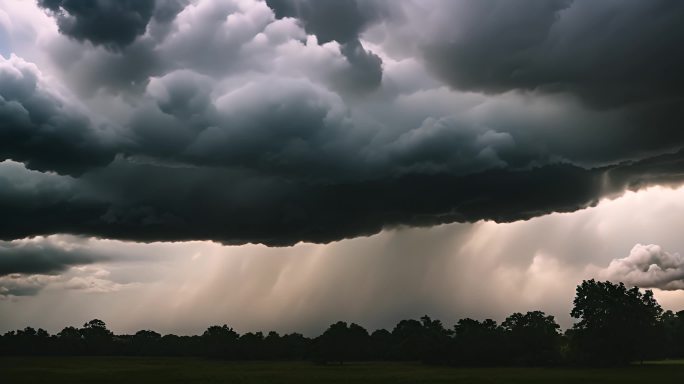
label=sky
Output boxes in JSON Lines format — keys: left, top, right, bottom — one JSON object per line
{"left": 1, "top": 0, "right": 684, "bottom": 335}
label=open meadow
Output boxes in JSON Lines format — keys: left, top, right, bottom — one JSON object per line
{"left": 3, "top": 358, "right": 684, "bottom": 384}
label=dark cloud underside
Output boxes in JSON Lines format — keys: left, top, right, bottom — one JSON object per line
{"left": 0, "top": 240, "right": 101, "bottom": 276}
{"left": 37, "top": 0, "right": 156, "bottom": 49}
{"left": 2, "top": 149, "right": 684, "bottom": 245}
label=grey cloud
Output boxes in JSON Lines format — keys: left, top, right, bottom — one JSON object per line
{"left": 0, "top": 266, "right": 127, "bottom": 298}
{"left": 387, "top": 116, "right": 517, "bottom": 174}
{"left": 47, "top": 37, "right": 164, "bottom": 96}
{"left": 0, "top": 55, "right": 115, "bottom": 175}
{"left": 335, "top": 40, "right": 383, "bottom": 94}
{"left": 265, "top": 0, "right": 380, "bottom": 44}
{"left": 266, "top": 0, "right": 384, "bottom": 93}
{"left": 418, "top": 0, "right": 684, "bottom": 108}
{"left": 44, "top": 0, "right": 268, "bottom": 95}
{"left": 0, "top": 238, "right": 105, "bottom": 276}
{"left": 599, "top": 244, "right": 684, "bottom": 291}
{"left": 37, "top": 0, "right": 156, "bottom": 50}
{"left": 153, "top": 0, "right": 189, "bottom": 23}
{"left": 0, "top": 234, "right": 150, "bottom": 298}
{"left": 132, "top": 74, "right": 360, "bottom": 176}
{"left": 0, "top": 274, "right": 50, "bottom": 297}
{"left": 2, "top": 148, "right": 684, "bottom": 246}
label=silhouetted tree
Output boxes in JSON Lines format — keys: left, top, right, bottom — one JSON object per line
{"left": 502, "top": 311, "right": 561, "bottom": 365}
{"left": 202, "top": 325, "right": 238, "bottom": 358}
{"left": 3, "top": 327, "right": 52, "bottom": 355}
{"left": 57, "top": 326, "right": 83, "bottom": 355}
{"left": 569, "top": 280, "right": 662, "bottom": 365}
{"left": 132, "top": 330, "right": 162, "bottom": 356}
{"left": 452, "top": 318, "right": 506, "bottom": 366}
{"left": 391, "top": 319, "right": 426, "bottom": 361}
{"left": 80, "top": 319, "right": 114, "bottom": 355}
{"left": 660, "top": 310, "right": 684, "bottom": 359}
{"left": 369, "top": 329, "right": 393, "bottom": 360}
{"left": 238, "top": 331, "right": 265, "bottom": 360}
{"left": 279, "top": 332, "right": 310, "bottom": 360}
{"left": 2, "top": 285, "right": 682, "bottom": 367}
{"left": 417, "top": 315, "right": 452, "bottom": 364}
{"left": 314, "top": 321, "right": 370, "bottom": 363}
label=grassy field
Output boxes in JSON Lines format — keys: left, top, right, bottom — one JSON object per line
{"left": 2, "top": 357, "right": 684, "bottom": 384}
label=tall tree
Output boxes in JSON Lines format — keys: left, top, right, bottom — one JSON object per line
{"left": 569, "top": 279, "right": 662, "bottom": 365}
{"left": 502, "top": 311, "right": 561, "bottom": 365}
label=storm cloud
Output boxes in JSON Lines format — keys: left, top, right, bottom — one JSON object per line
{"left": 0, "top": 54, "right": 115, "bottom": 174}
{"left": 0, "top": 236, "right": 118, "bottom": 276}
{"left": 410, "top": 0, "right": 684, "bottom": 108}
{"left": 37, "top": 0, "right": 157, "bottom": 49}
{"left": 0, "top": 236, "right": 110, "bottom": 297}
{"left": 266, "top": 0, "right": 384, "bottom": 92}
{"left": 1, "top": 0, "right": 684, "bottom": 246}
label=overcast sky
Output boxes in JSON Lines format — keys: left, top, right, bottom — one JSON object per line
{"left": 1, "top": 0, "right": 684, "bottom": 335}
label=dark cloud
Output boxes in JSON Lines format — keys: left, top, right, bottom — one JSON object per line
{"left": 266, "top": 0, "right": 384, "bottom": 93}
{"left": 131, "top": 73, "right": 364, "bottom": 176}
{"left": 266, "top": 0, "right": 379, "bottom": 44}
{"left": 153, "top": 0, "right": 188, "bottom": 23}
{"left": 336, "top": 40, "right": 383, "bottom": 94}
{"left": 37, "top": 0, "right": 156, "bottom": 49}
{"left": 0, "top": 238, "right": 104, "bottom": 276}
{"left": 1, "top": 147, "right": 683, "bottom": 246}
{"left": 419, "top": 0, "right": 684, "bottom": 109}
{"left": 0, "top": 55, "right": 115, "bottom": 175}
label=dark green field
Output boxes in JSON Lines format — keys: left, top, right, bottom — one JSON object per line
{"left": 2, "top": 358, "right": 684, "bottom": 384}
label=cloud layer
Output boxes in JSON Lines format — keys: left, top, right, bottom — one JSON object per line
{"left": 0, "top": 0, "right": 684, "bottom": 245}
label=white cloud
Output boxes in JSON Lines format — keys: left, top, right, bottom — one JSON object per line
{"left": 599, "top": 244, "right": 684, "bottom": 290}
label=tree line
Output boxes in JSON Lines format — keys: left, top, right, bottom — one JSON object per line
{"left": 2, "top": 280, "right": 684, "bottom": 366}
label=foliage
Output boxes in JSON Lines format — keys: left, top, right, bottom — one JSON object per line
{"left": 569, "top": 280, "right": 663, "bottom": 365}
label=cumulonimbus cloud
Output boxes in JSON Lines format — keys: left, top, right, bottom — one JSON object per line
{"left": 0, "top": 0, "right": 684, "bottom": 246}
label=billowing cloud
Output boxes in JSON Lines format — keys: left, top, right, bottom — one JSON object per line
{"left": 0, "top": 274, "right": 53, "bottom": 297}
{"left": 266, "top": 0, "right": 384, "bottom": 92}
{"left": 0, "top": 241, "right": 97, "bottom": 276}
{"left": 0, "top": 54, "right": 115, "bottom": 175}
{"left": 599, "top": 244, "right": 684, "bottom": 291}
{"left": 395, "top": 0, "right": 684, "bottom": 108}
{"left": 0, "top": 266, "right": 130, "bottom": 299}
{"left": 0, "top": 235, "right": 150, "bottom": 299}
{"left": 265, "top": 0, "right": 381, "bottom": 44}
{"left": 37, "top": 0, "right": 156, "bottom": 49}
{"left": 0, "top": 237, "right": 106, "bottom": 276}
{"left": 0, "top": 0, "right": 683, "bottom": 246}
